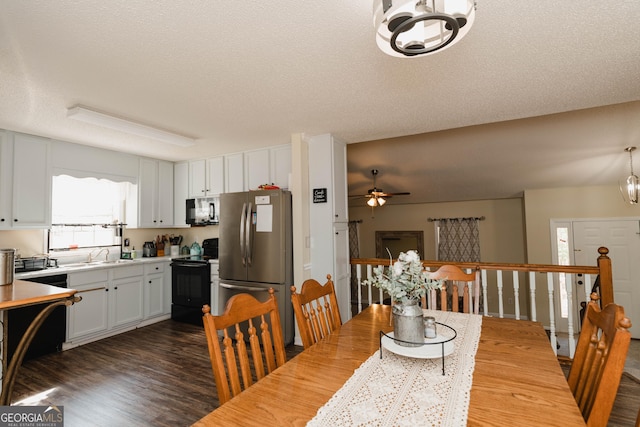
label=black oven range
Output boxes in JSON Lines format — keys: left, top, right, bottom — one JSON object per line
{"left": 170, "top": 238, "right": 218, "bottom": 326}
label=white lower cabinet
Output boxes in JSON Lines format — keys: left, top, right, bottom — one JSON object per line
{"left": 144, "top": 261, "right": 167, "bottom": 319}
{"left": 67, "top": 270, "right": 110, "bottom": 340}
{"left": 66, "top": 261, "right": 169, "bottom": 348}
{"left": 111, "top": 277, "right": 144, "bottom": 328}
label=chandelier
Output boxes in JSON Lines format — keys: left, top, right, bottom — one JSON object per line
{"left": 622, "top": 147, "right": 639, "bottom": 204}
{"left": 373, "top": 0, "right": 476, "bottom": 57}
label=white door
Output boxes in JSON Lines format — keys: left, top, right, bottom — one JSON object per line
{"left": 573, "top": 220, "right": 640, "bottom": 338}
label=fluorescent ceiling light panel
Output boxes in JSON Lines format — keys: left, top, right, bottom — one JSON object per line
{"left": 67, "top": 105, "right": 197, "bottom": 147}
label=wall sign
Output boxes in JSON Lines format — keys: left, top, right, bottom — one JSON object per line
{"left": 313, "top": 188, "right": 327, "bottom": 203}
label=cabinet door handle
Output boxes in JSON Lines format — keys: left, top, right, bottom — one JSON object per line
{"left": 149, "top": 280, "right": 152, "bottom": 284}
{"left": 14, "top": 219, "right": 18, "bottom": 222}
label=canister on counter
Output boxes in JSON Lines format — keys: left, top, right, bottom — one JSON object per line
{"left": 1, "top": 248, "right": 16, "bottom": 286}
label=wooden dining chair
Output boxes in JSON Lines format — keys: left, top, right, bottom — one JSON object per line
{"left": 567, "top": 293, "right": 632, "bottom": 427}
{"left": 421, "top": 264, "right": 480, "bottom": 314}
{"left": 291, "top": 274, "right": 342, "bottom": 349}
{"left": 202, "top": 288, "right": 286, "bottom": 405}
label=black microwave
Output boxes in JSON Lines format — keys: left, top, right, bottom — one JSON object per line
{"left": 186, "top": 197, "right": 219, "bottom": 226}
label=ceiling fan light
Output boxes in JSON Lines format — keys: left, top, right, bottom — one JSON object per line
{"left": 367, "top": 198, "right": 377, "bottom": 207}
{"left": 378, "top": 197, "right": 386, "bottom": 206}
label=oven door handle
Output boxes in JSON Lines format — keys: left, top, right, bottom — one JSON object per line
{"left": 171, "top": 262, "right": 208, "bottom": 268}
{"left": 219, "top": 283, "right": 277, "bottom": 293}
{"left": 240, "top": 202, "right": 247, "bottom": 266}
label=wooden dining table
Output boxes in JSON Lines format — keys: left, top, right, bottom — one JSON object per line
{"left": 193, "top": 304, "right": 586, "bottom": 426}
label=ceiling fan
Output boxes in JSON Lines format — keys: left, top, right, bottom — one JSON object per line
{"left": 351, "top": 169, "right": 410, "bottom": 207}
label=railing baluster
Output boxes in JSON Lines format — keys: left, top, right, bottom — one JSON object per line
{"left": 529, "top": 271, "right": 537, "bottom": 322}
{"left": 583, "top": 273, "right": 592, "bottom": 304}
{"left": 356, "top": 264, "right": 363, "bottom": 314}
{"left": 366, "top": 265, "right": 373, "bottom": 308}
{"left": 496, "top": 270, "right": 504, "bottom": 318}
{"left": 547, "top": 272, "right": 557, "bottom": 356}
{"left": 566, "top": 273, "right": 575, "bottom": 358}
{"left": 481, "top": 269, "right": 488, "bottom": 316}
{"left": 377, "top": 264, "right": 384, "bottom": 304}
{"left": 512, "top": 270, "right": 520, "bottom": 320}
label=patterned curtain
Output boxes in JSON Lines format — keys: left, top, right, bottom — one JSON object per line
{"left": 437, "top": 218, "right": 481, "bottom": 262}
{"left": 349, "top": 221, "right": 361, "bottom": 315}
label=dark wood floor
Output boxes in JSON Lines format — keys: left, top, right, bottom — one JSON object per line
{"left": 10, "top": 319, "right": 303, "bottom": 427}
{"left": 11, "top": 319, "right": 640, "bottom": 426}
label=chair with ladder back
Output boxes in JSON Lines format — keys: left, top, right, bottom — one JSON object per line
{"left": 291, "top": 274, "right": 342, "bottom": 349}
{"left": 421, "top": 264, "right": 480, "bottom": 314}
{"left": 567, "top": 293, "right": 632, "bottom": 426}
{"left": 202, "top": 288, "right": 286, "bottom": 405}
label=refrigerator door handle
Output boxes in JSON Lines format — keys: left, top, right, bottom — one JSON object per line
{"left": 240, "top": 202, "right": 247, "bottom": 266}
{"left": 246, "top": 202, "right": 253, "bottom": 266}
{"left": 219, "top": 283, "right": 277, "bottom": 293}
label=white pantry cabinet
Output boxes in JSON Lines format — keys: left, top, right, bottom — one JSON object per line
{"left": 0, "top": 131, "right": 51, "bottom": 229}
{"left": 139, "top": 158, "right": 174, "bottom": 227}
{"left": 308, "top": 134, "right": 350, "bottom": 321}
{"left": 189, "top": 156, "right": 224, "bottom": 197}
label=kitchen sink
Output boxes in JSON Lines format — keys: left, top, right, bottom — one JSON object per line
{"left": 59, "top": 259, "right": 139, "bottom": 269}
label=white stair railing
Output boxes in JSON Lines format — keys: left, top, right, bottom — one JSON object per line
{"left": 351, "top": 251, "right": 608, "bottom": 360}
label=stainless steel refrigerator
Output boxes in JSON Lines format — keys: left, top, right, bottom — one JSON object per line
{"left": 218, "top": 189, "right": 293, "bottom": 344}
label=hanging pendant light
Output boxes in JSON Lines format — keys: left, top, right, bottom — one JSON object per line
{"left": 373, "top": 0, "right": 477, "bottom": 58}
{"left": 622, "top": 147, "right": 639, "bottom": 204}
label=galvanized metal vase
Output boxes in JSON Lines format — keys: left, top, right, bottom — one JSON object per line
{"left": 392, "top": 299, "right": 423, "bottom": 347}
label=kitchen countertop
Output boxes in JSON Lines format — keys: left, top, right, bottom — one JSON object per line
{"left": 15, "top": 256, "right": 175, "bottom": 280}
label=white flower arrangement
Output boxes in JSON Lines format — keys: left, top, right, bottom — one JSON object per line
{"left": 364, "top": 250, "right": 443, "bottom": 303}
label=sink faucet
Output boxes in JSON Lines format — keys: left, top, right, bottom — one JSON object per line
{"left": 89, "top": 248, "right": 110, "bottom": 263}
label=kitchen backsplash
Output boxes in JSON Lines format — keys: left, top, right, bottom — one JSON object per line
{"left": 0, "top": 227, "right": 219, "bottom": 259}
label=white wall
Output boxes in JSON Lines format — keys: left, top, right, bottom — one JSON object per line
{"left": 349, "top": 198, "right": 526, "bottom": 263}
{"left": 524, "top": 184, "right": 640, "bottom": 265}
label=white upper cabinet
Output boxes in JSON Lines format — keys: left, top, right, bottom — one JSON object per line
{"left": 174, "top": 162, "right": 189, "bottom": 227}
{"left": 244, "top": 148, "right": 270, "bottom": 190}
{"left": 270, "top": 144, "right": 292, "bottom": 189}
{"left": 225, "top": 152, "right": 244, "bottom": 193}
{"left": 189, "top": 156, "right": 224, "bottom": 197}
{"left": 139, "top": 158, "right": 174, "bottom": 228}
{"left": 207, "top": 157, "right": 224, "bottom": 195}
{"left": 0, "top": 131, "right": 11, "bottom": 228}
{"left": 188, "top": 159, "right": 206, "bottom": 197}
{"left": 0, "top": 132, "right": 51, "bottom": 229}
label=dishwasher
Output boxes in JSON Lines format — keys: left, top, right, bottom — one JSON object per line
{"left": 7, "top": 274, "right": 68, "bottom": 362}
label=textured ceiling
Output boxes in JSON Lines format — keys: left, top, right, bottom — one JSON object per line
{"left": 1, "top": 1, "right": 639, "bottom": 204}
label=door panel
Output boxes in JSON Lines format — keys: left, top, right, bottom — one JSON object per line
{"left": 573, "top": 220, "right": 640, "bottom": 338}
{"left": 247, "top": 190, "right": 288, "bottom": 284}
{"left": 219, "top": 192, "right": 248, "bottom": 281}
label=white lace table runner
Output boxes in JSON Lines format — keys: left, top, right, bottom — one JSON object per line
{"left": 307, "top": 310, "right": 482, "bottom": 427}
